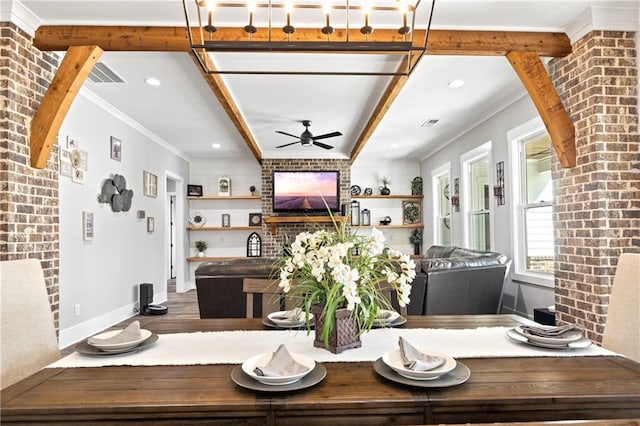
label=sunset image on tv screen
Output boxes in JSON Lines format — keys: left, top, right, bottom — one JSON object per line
{"left": 273, "top": 171, "right": 338, "bottom": 211}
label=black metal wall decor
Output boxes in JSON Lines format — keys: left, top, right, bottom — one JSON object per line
{"left": 494, "top": 161, "right": 505, "bottom": 206}
{"left": 451, "top": 178, "right": 460, "bottom": 212}
{"left": 98, "top": 174, "right": 133, "bottom": 212}
{"left": 247, "top": 232, "right": 262, "bottom": 257}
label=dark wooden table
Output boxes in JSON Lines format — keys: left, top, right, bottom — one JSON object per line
{"left": 2, "top": 315, "right": 639, "bottom": 425}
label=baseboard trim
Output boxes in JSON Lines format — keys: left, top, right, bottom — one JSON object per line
{"left": 59, "top": 303, "right": 137, "bottom": 349}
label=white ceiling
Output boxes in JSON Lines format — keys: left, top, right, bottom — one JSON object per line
{"left": 16, "top": 0, "right": 640, "bottom": 161}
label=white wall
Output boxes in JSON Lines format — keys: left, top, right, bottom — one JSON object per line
{"left": 351, "top": 158, "right": 422, "bottom": 255}
{"left": 58, "top": 91, "right": 190, "bottom": 348}
{"left": 419, "top": 94, "right": 554, "bottom": 319}
{"left": 187, "top": 159, "right": 262, "bottom": 280}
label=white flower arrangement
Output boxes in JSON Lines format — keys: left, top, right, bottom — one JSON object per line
{"left": 276, "top": 215, "right": 416, "bottom": 346}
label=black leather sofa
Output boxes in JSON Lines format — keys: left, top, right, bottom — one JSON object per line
{"left": 194, "top": 245, "right": 509, "bottom": 318}
{"left": 417, "top": 245, "right": 510, "bottom": 315}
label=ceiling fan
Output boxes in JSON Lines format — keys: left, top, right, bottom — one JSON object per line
{"left": 275, "top": 120, "right": 342, "bottom": 150}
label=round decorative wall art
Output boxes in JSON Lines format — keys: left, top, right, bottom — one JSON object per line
{"left": 98, "top": 174, "right": 133, "bottom": 212}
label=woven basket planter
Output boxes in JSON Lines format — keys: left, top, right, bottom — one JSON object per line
{"left": 311, "top": 305, "right": 361, "bottom": 354}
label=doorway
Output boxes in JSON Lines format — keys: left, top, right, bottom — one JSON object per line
{"left": 165, "top": 171, "right": 185, "bottom": 293}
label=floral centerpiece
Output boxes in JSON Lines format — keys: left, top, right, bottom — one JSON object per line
{"left": 276, "top": 213, "right": 416, "bottom": 351}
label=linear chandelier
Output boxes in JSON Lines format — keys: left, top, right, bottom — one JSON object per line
{"left": 182, "top": 0, "right": 436, "bottom": 76}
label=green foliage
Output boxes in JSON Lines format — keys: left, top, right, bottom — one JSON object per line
{"left": 195, "top": 240, "right": 208, "bottom": 252}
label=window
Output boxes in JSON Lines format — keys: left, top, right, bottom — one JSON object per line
{"left": 461, "top": 142, "right": 492, "bottom": 250}
{"left": 431, "top": 163, "right": 451, "bottom": 246}
{"left": 508, "top": 118, "right": 554, "bottom": 286}
{"left": 520, "top": 132, "right": 553, "bottom": 274}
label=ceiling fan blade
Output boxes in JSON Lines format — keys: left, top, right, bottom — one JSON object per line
{"left": 276, "top": 130, "right": 301, "bottom": 139}
{"left": 312, "top": 131, "right": 342, "bottom": 141}
{"left": 313, "top": 141, "right": 334, "bottom": 150}
{"left": 276, "top": 141, "right": 301, "bottom": 148}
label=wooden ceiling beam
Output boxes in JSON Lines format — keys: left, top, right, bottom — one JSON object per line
{"left": 350, "top": 54, "right": 420, "bottom": 162}
{"left": 30, "top": 45, "right": 103, "bottom": 168}
{"left": 507, "top": 51, "right": 576, "bottom": 168}
{"left": 34, "top": 26, "right": 571, "bottom": 57}
{"left": 189, "top": 52, "right": 263, "bottom": 164}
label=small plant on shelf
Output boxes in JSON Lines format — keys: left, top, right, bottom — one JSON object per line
{"left": 409, "top": 229, "right": 423, "bottom": 255}
{"left": 380, "top": 176, "right": 391, "bottom": 195}
{"left": 195, "top": 240, "right": 208, "bottom": 257}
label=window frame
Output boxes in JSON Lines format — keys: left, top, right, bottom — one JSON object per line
{"left": 431, "top": 162, "right": 451, "bottom": 246}
{"left": 508, "top": 117, "right": 554, "bottom": 288}
{"left": 460, "top": 142, "right": 493, "bottom": 251}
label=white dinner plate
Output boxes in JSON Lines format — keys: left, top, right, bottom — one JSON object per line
{"left": 507, "top": 328, "right": 592, "bottom": 349}
{"left": 242, "top": 352, "right": 316, "bottom": 386}
{"left": 87, "top": 329, "right": 152, "bottom": 351}
{"left": 372, "top": 310, "right": 401, "bottom": 327}
{"left": 267, "top": 310, "right": 313, "bottom": 328}
{"left": 513, "top": 325, "right": 584, "bottom": 345}
{"left": 382, "top": 349, "right": 457, "bottom": 380}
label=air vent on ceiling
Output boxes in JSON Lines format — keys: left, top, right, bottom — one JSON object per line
{"left": 420, "top": 119, "right": 439, "bottom": 128}
{"left": 87, "top": 62, "right": 125, "bottom": 83}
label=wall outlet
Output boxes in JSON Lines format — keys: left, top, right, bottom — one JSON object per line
{"left": 74, "top": 304, "right": 81, "bottom": 317}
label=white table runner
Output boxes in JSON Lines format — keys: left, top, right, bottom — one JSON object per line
{"left": 50, "top": 327, "right": 616, "bottom": 369}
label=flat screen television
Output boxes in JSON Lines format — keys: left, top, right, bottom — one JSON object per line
{"left": 272, "top": 170, "right": 340, "bottom": 214}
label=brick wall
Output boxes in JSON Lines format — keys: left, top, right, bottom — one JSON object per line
{"left": 260, "top": 159, "right": 351, "bottom": 258}
{"left": 0, "top": 23, "right": 60, "bottom": 330}
{"left": 549, "top": 30, "right": 639, "bottom": 343}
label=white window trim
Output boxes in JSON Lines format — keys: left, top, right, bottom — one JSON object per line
{"left": 507, "top": 117, "right": 554, "bottom": 288}
{"left": 431, "top": 162, "right": 451, "bottom": 246}
{"left": 460, "top": 141, "right": 493, "bottom": 250}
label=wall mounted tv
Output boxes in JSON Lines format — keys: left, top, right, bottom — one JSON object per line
{"left": 272, "top": 170, "right": 340, "bottom": 214}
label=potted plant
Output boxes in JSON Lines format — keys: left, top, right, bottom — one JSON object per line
{"left": 379, "top": 176, "right": 391, "bottom": 195}
{"left": 195, "top": 240, "right": 208, "bottom": 257}
{"left": 409, "top": 229, "right": 423, "bottom": 255}
{"left": 275, "top": 212, "right": 416, "bottom": 353}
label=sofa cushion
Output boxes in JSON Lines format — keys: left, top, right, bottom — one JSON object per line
{"left": 420, "top": 246, "right": 508, "bottom": 272}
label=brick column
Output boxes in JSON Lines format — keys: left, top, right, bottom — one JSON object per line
{"left": 0, "top": 23, "right": 60, "bottom": 330}
{"left": 549, "top": 31, "right": 639, "bottom": 343}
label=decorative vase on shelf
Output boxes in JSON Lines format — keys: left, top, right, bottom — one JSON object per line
{"left": 311, "top": 305, "right": 361, "bottom": 354}
{"left": 198, "top": 251, "right": 205, "bottom": 258}
{"left": 414, "top": 244, "right": 421, "bottom": 255}
{"left": 379, "top": 186, "right": 391, "bottom": 196}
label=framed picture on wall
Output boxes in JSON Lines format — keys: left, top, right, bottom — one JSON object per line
{"left": 249, "top": 213, "right": 262, "bottom": 227}
{"left": 82, "top": 211, "right": 94, "bottom": 241}
{"left": 188, "top": 184, "right": 203, "bottom": 197}
{"left": 147, "top": 217, "right": 155, "bottom": 233}
{"left": 218, "top": 177, "right": 231, "bottom": 196}
{"left": 403, "top": 201, "right": 422, "bottom": 225}
{"left": 110, "top": 136, "right": 122, "bottom": 161}
{"left": 143, "top": 170, "right": 158, "bottom": 197}
{"left": 221, "top": 214, "right": 230, "bottom": 227}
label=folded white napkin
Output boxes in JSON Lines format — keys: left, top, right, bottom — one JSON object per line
{"left": 253, "top": 344, "right": 309, "bottom": 377}
{"left": 519, "top": 324, "right": 583, "bottom": 339}
{"left": 398, "top": 336, "right": 446, "bottom": 371}
{"left": 270, "top": 308, "right": 304, "bottom": 323}
{"left": 88, "top": 321, "right": 142, "bottom": 345}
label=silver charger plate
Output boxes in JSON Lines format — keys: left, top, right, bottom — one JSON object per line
{"left": 372, "top": 316, "right": 407, "bottom": 329}
{"left": 506, "top": 328, "right": 592, "bottom": 349}
{"left": 231, "top": 362, "right": 327, "bottom": 392}
{"left": 75, "top": 333, "right": 159, "bottom": 356}
{"left": 262, "top": 318, "right": 315, "bottom": 330}
{"left": 373, "top": 358, "right": 471, "bottom": 388}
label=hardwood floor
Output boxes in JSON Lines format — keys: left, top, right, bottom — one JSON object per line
{"left": 60, "top": 282, "right": 199, "bottom": 355}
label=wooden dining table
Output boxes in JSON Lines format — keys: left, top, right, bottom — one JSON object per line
{"left": 2, "top": 315, "right": 639, "bottom": 425}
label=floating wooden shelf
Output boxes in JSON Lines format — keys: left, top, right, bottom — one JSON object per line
{"left": 187, "top": 226, "right": 259, "bottom": 231}
{"left": 352, "top": 194, "right": 423, "bottom": 200}
{"left": 187, "top": 195, "right": 261, "bottom": 201}
{"left": 187, "top": 256, "right": 250, "bottom": 262}
{"left": 263, "top": 215, "right": 347, "bottom": 235}
{"left": 356, "top": 224, "right": 424, "bottom": 229}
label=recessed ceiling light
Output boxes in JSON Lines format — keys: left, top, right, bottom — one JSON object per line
{"left": 448, "top": 79, "right": 464, "bottom": 88}
{"left": 211, "top": 143, "right": 221, "bottom": 149}
{"left": 390, "top": 143, "right": 399, "bottom": 148}
{"left": 145, "top": 77, "right": 161, "bottom": 86}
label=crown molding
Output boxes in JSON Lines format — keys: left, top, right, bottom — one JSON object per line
{"left": 566, "top": 6, "right": 640, "bottom": 44}
{"left": 79, "top": 86, "right": 191, "bottom": 163}
{"left": 0, "top": 0, "right": 42, "bottom": 37}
